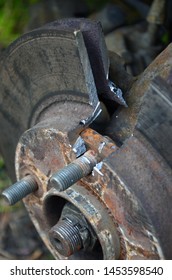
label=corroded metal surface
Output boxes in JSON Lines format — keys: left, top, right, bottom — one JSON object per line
{"left": 81, "top": 128, "right": 118, "bottom": 159}
{"left": 106, "top": 43, "right": 172, "bottom": 144}
{"left": 15, "top": 123, "right": 162, "bottom": 259}
{"left": 105, "top": 132, "right": 172, "bottom": 259}
{"left": 1, "top": 19, "right": 171, "bottom": 260}
{"left": 44, "top": 185, "right": 120, "bottom": 260}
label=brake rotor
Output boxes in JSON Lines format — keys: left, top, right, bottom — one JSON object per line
{"left": 0, "top": 19, "right": 172, "bottom": 260}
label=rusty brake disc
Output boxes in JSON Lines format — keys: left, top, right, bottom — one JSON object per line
{"left": 0, "top": 19, "right": 172, "bottom": 260}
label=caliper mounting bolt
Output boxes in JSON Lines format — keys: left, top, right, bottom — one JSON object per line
{"left": 48, "top": 150, "right": 97, "bottom": 191}
{"left": 1, "top": 175, "right": 38, "bottom": 205}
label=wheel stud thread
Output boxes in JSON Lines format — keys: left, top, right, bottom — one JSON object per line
{"left": 49, "top": 151, "right": 97, "bottom": 191}
{"left": 2, "top": 175, "right": 38, "bottom": 205}
{"left": 50, "top": 218, "right": 82, "bottom": 256}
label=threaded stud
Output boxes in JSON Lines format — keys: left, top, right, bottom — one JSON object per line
{"left": 48, "top": 150, "right": 97, "bottom": 191}
{"left": 2, "top": 175, "right": 38, "bottom": 205}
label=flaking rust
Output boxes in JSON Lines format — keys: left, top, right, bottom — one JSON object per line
{"left": 15, "top": 122, "right": 161, "bottom": 259}
{"left": 1, "top": 18, "right": 172, "bottom": 260}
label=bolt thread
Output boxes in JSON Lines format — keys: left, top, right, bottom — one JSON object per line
{"left": 51, "top": 218, "right": 82, "bottom": 256}
{"left": 2, "top": 175, "right": 38, "bottom": 205}
{"left": 75, "top": 155, "right": 95, "bottom": 175}
{"left": 49, "top": 151, "right": 97, "bottom": 191}
{"left": 50, "top": 163, "right": 83, "bottom": 191}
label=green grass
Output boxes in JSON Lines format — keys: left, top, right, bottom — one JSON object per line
{"left": 0, "top": 0, "right": 40, "bottom": 46}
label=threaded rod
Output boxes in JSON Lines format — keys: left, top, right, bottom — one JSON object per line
{"left": 49, "top": 150, "right": 97, "bottom": 191}
{"left": 2, "top": 175, "right": 38, "bottom": 205}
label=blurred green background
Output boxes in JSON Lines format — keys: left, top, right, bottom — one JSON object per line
{"left": 0, "top": 0, "right": 39, "bottom": 46}
{"left": 0, "top": 0, "right": 109, "bottom": 47}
